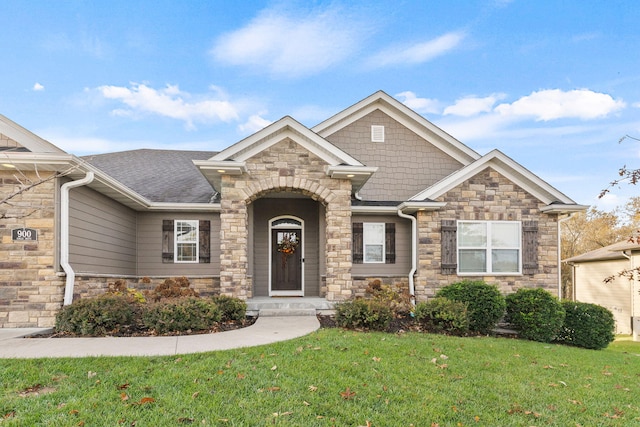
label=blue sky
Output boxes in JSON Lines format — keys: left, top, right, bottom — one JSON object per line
{"left": 1, "top": 0, "right": 639, "bottom": 210}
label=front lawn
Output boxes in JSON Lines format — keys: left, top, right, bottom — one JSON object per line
{"left": 1, "top": 330, "right": 639, "bottom": 426}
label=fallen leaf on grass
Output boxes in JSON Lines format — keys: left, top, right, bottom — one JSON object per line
{"left": 372, "top": 357, "right": 381, "bottom": 362}
{"left": 271, "top": 365, "right": 277, "bottom": 371}
{"left": 117, "top": 383, "right": 130, "bottom": 390}
{"left": 87, "top": 371, "right": 97, "bottom": 378}
{"left": 120, "top": 393, "right": 129, "bottom": 401}
{"left": 178, "top": 417, "right": 195, "bottom": 423}
{"left": 308, "top": 385, "right": 318, "bottom": 392}
{"left": 340, "top": 387, "right": 356, "bottom": 400}
{"left": 3, "top": 411, "right": 16, "bottom": 419}
{"left": 132, "top": 397, "right": 155, "bottom": 405}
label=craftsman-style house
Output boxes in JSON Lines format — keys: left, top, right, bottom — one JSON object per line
{"left": 0, "top": 91, "right": 586, "bottom": 327}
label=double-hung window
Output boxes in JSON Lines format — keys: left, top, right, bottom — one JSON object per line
{"left": 458, "top": 221, "right": 521, "bottom": 274}
{"left": 175, "top": 220, "right": 199, "bottom": 263}
{"left": 363, "top": 223, "right": 385, "bottom": 263}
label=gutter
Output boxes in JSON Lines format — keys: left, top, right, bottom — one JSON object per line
{"left": 397, "top": 209, "right": 417, "bottom": 306}
{"left": 61, "top": 171, "right": 95, "bottom": 305}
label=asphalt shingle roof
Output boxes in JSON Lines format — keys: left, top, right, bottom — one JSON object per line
{"left": 83, "top": 149, "right": 218, "bottom": 204}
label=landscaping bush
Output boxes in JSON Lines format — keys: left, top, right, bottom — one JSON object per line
{"left": 212, "top": 294, "right": 247, "bottom": 322}
{"left": 365, "top": 280, "right": 413, "bottom": 317}
{"left": 414, "top": 297, "right": 469, "bottom": 335}
{"left": 436, "top": 280, "right": 505, "bottom": 334}
{"left": 335, "top": 298, "right": 393, "bottom": 331}
{"left": 55, "top": 294, "right": 136, "bottom": 336}
{"left": 142, "top": 297, "right": 221, "bottom": 334}
{"left": 556, "top": 301, "right": 615, "bottom": 350}
{"left": 147, "top": 276, "right": 198, "bottom": 301}
{"left": 107, "top": 279, "right": 146, "bottom": 303}
{"left": 505, "top": 288, "right": 565, "bottom": 343}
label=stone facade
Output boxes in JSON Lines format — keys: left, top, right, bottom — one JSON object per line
{"left": 73, "top": 276, "right": 221, "bottom": 300}
{"left": 218, "top": 139, "right": 354, "bottom": 301}
{"left": 414, "top": 168, "right": 560, "bottom": 300}
{"left": 0, "top": 170, "right": 65, "bottom": 327}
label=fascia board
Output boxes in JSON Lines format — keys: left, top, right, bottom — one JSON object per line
{"left": 540, "top": 204, "right": 589, "bottom": 214}
{"left": 212, "top": 117, "right": 362, "bottom": 166}
{"left": 351, "top": 205, "right": 400, "bottom": 214}
{"left": 411, "top": 150, "right": 579, "bottom": 205}
{"left": 145, "top": 202, "right": 221, "bottom": 212}
{"left": 398, "top": 201, "right": 447, "bottom": 213}
{"left": 0, "top": 152, "right": 75, "bottom": 170}
{"left": 0, "top": 115, "right": 66, "bottom": 154}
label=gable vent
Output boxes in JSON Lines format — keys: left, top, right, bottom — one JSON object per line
{"left": 371, "top": 125, "right": 385, "bottom": 142}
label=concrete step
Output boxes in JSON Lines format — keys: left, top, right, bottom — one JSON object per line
{"left": 258, "top": 308, "right": 317, "bottom": 317}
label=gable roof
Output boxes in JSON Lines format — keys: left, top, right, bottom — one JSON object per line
{"left": 0, "top": 114, "right": 65, "bottom": 153}
{"left": 410, "top": 149, "right": 587, "bottom": 210}
{"left": 564, "top": 240, "right": 640, "bottom": 263}
{"left": 312, "top": 90, "right": 480, "bottom": 166}
{"left": 195, "top": 115, "right": 377, "bottom": 193}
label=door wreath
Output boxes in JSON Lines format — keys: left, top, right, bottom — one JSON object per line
{"left": 277, "top": 232, "right": 299, "bottom": 268}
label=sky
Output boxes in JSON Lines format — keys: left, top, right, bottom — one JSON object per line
{"left": 1, "top": 0, "right": 639, "bottom": 211}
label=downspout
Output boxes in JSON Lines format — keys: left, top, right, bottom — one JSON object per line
{"left": 397, "top": 209, "right": 416, "bottom": 306}
{"left": 557, "top": 214, "right": 573, "bottom": 300}
{"left": 61, "top": 171, "right": 94, "bottom": 305}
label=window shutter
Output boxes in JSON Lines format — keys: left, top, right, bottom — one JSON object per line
{"left": 441, "top": 220, "right": 457, "bottom": 274}
{"left": 522, "top": 220, "right": 538, "bottom": 275}
{"left": 199, "top": 220, "right": 211, "bottom": 264}
{"left": 352, "top": 222, "right": 363, "bottom": 264}
{"left": 385, "top": 223, "right": 395, "bottom": 264}
{"left": 162, "top": 220, "right": 174, "bottom": 263}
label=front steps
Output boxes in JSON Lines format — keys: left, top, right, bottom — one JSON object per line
{"left": 246, "top": 297, "right": 335, "bottom": 317}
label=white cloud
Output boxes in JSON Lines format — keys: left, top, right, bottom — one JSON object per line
{"left": 367, "top": 32, "right": 465, "bottom": 68}
{"left": 395, "top": 91, "right": 440, "bottom": 114}
{"left": 211, "top": 5, "right": 370, "bottom": 78}
{"left": 32, "top": 82, "right": 45, "bottom": 91}
{"left": 443, "top": 94, "right": 506, "bottom": 117}
{"left": 97, "top": 83, "right": 239, "bottom": 130}
{"left": 238, "top": 114, "right": 272, "bottom": 134}
{"left": 495, "top": 89, "right": 626, "bottom": 121}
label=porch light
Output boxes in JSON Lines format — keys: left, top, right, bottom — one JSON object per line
{"left": 217, "top": 169, "right": 226, "bottom": 173}
{"left": 346, "top": 174, "right": 355, "bottom": 178}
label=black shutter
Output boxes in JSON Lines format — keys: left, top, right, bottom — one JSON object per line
{"left": 162, "top": 220, "right": 174, "bottom": 263}
{"left": 385, "top": 223, "right": 396, "bottom": 264}
{"left": 441, "top": 220, "right": 457, "bottom": 274}
{"left": 522, "top": 221, "right": 538, "bottom": 275}
{"left": 352, "top": 222, "right": 363, "bottom": 264}
{"left": 199, "top": 220, "right": 211, "bottom": 264}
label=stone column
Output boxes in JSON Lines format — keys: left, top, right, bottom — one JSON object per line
{"left": 219, "top": 181, "right": 250, "bottom": 299}
{"left": 324, "top": 186, "right": 353, "bottom": 301}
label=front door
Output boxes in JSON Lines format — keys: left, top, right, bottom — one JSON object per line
{"left": 270, "top": 218, "right": 304, "bottom": 296}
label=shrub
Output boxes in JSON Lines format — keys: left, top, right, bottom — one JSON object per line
{"left": 142, "top": 297, "right": 221, "bottom": 334}
{"left": 556, "top": 301, "right": 615, "bottom": 350}
{"left": 365, "top": 280, "right": 412, "bottom": 317}
{"left": 55, "top": 294, "right": 136, "bottom": 336}
{"left": 211, "top": 295, "right": 247, "bottom": 322}
{"left": 335, "top": 298, "right": 393, "bottom": 331}
{"left": 436, "top": 280, "right": 505, "bottom": 334}
{"left": 107, "top": 279, "right": 146, "bottom": 303}
{"left": 505, "top": 288, "right": 565, "bottom": 343}
{"left": 414, "top": 298, "right": 469, "bottom": 335}
{"left": 147, "top": 277, "right": 198, "bottom": 301}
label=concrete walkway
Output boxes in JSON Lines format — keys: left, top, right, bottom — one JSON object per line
{"left": 0, "top": 316, "right": 320, "bottom": 359}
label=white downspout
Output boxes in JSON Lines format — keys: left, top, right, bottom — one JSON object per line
{"left": 557, "top": 214, "right": 573, "bottom": 300}
{"left": 61, "top": 171, "right": 94, "bottom": 305}
{"left": 397, "top": 209, "right": 416, "bottom": 306}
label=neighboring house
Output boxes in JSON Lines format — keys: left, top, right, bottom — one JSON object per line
{"left": 565, "top": 241, "right": 640, "bottom": 336}
{"left": 0, "top": 91, "right": 587, "bottom": 327}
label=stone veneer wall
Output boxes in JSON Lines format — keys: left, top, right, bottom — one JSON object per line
{"left": 414, "top": 168, "right": 559, "bottom": 300}
{"left": 0, "top": 171, "right": 64, "bottom": 327}
{"left": 351, "top": 276, "right": 410, "bottom": 299}
{"left": 219, "top": 139, "right": 354, "bottom": 301}
{"left": 72, "top": 276, "right": 221, "bottom": 300}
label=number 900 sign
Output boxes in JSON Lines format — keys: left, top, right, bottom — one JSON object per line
{"left": 12, "top": 228, "right": 37, "bottom": 241}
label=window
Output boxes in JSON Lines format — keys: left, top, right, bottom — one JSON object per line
{"left": 162, "top": 219, "right": 211, "bottom": 264}
{"left": 457, "top": 221, "right": 521, "bottom": 274}
{"left": 352, "top": 222, "right": 395, "bottom": 264}
{"left": 175, "top": 220, "right": 199, "bottom": 262}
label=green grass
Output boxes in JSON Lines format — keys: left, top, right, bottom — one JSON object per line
{"left": 1, "top": 330, "right": 639, "bottom": 426}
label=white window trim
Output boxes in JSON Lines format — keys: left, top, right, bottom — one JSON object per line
{"left": 457, "top": 220, "right": 521, "bottom": 275}
{"left": 363, "top": 222, "right": 385, "bottom": 264}
{"left": 174, "top": 219, "right": 199, "bottom": 263}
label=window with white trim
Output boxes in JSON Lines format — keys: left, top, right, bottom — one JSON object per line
{"left": 363, "top": 222, "right": 385, "bottom": 263}
{"left": 175, "top": 220, "right": 199, "bottom": 263}
{"left": 457, "top": 221, "right": 521, "bottom": 274}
